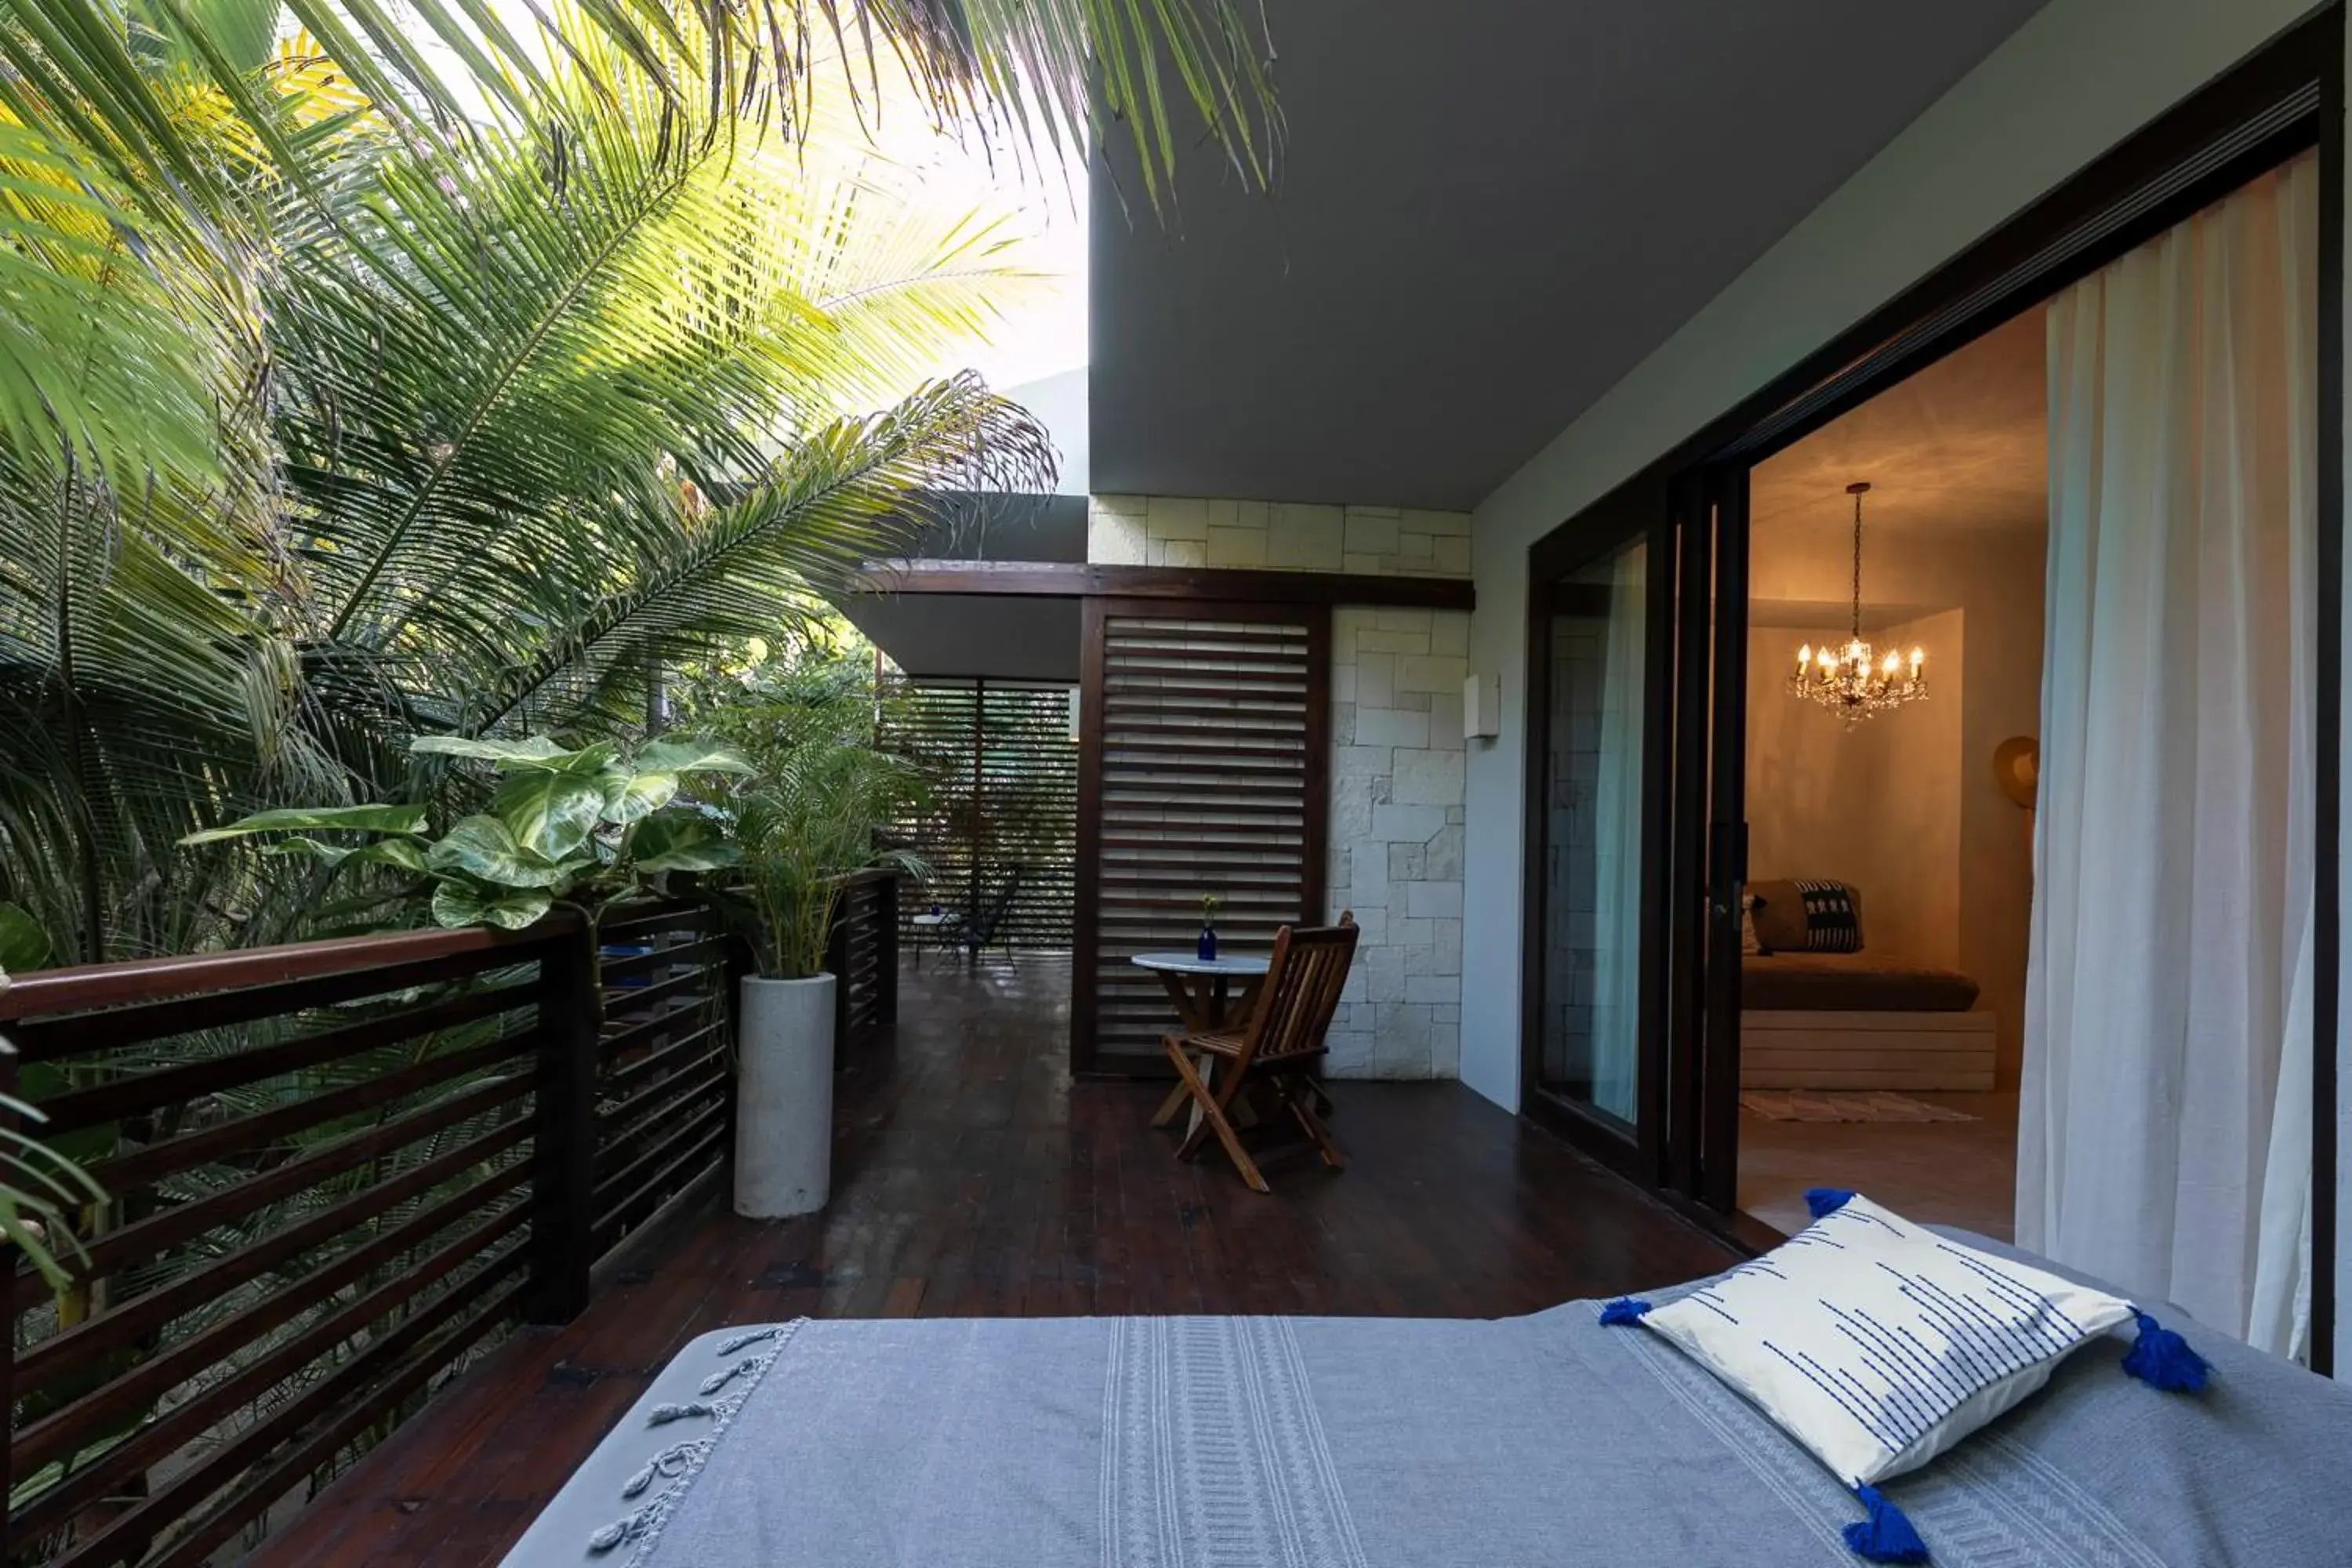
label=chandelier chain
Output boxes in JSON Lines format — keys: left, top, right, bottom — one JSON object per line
{"left": 1849, "top": 486, "right": 1864, "bottom": 639}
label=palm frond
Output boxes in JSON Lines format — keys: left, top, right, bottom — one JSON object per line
{"left": 0, "top": 119, "right": 219, "bottom": 488}
{"left": 463, "top": 373, "right": 1051, "bottom": 736}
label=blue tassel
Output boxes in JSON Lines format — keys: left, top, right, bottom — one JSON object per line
{"left": 1806, "top": 1187, "right": 1856, "bottom": 1218}
{"left": 2121, "top": 1309, "right": 2211, "bottom": 1393}
{"left": 1599, "top": 1297, "right": 1651, "bottom": 1326}
{"left": 1844, "top": 1484, "right": 1929, "bottom": 1563}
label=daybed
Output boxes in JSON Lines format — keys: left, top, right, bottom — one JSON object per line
{"left": 1741, "top": 879, "right": 1995, "bottom": 1091}
{"left": 500, "top": 1233, "right": 2352, "bottom": 1567}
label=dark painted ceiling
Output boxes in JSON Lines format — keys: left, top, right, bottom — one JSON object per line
{"left": 839, "top": 593, "right": 1081, "bottom": 682}
{"left": 832, "top": 495, "right": 1087, "bottom": 681}
{"left": 1090, "top": 0, "right": 2049, "bottom": 510}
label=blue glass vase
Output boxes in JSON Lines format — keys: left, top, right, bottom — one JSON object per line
{"left": 1196, "top": 926, "right": 1218, "bottom": 962}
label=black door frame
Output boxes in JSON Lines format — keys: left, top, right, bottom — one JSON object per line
{"left": 1519, "top": 5, "right": 2345, "bottom": 1369}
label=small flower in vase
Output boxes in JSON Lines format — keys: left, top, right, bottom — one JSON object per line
{"left": 1197, "top": 894, "right": 1221, "bottom": 962}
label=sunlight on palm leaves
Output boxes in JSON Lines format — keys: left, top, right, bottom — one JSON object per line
{"left": 1, "top": 6, "right": 1073, "bottom": 969}
{"left": 0, "top": 0, "right": 1277, "bottom": 1533}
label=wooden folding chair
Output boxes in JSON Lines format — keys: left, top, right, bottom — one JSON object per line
{"left": 1161, "top": 913, "right": 1358, "bottom": 1192}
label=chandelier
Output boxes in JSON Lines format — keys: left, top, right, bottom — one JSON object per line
{"left": 1788, "top": 481, "right": 1927, "bottom": 725}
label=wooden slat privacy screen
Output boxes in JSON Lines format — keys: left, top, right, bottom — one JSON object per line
{"left": 1075, "top": 601, "right": 1330, "bottom": 1073}
{"left": 887, "top": 679, "right": 1078, "bottom": 949}
{"left": 0, "top": 905, "right": 737, "bottom": 1564}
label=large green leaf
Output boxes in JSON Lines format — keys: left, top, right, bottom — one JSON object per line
{"left": 492, "top": 769, "right": 608, "bottom": 860}
{"left": 408, "top": 735, "right": 615, "bottom": 773}
{"left": 589, "top": 740, "right": 748, "bottom": 828}
{"left": 429, "top": 880, "right": 554, "bottom": 931}
{"left": 626, "top": 813, "right": 739, "bottom": 873}
{"left": 424, "top": 815, "right": 586, "bottom": 891}
{"left": 599, "top": 769, "right": 678, "bottom": 826}
{"left": 259, "top": 837, "right": 431, "bottom": 873}
{"left": 0, "top": 904, "right": 51, "bottom": 975}
{"left": 633, "top": 740, "right": 754, "bottom": 775}
{"left": 179, "top": 804, "right": 431, "bottom": 846}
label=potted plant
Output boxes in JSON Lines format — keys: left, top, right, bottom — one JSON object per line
{"left": 182, "top": 735, "right": 748, "bottom": 932}
{"left": 722, "top": 735, "right": 927, "bottom": 1218}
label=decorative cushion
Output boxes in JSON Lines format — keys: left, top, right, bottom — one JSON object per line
{"left": 1601, "top": 1192, "right": 2211, "bottom": 1564}
{"left": 1740, "top": 893, "right": 1768, "bottom": 956}
{"left": 1749, "top": 877, "right": 1864, "bottom": 953}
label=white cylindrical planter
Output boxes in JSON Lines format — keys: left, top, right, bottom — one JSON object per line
{"left": 734, "top": 973, "right": 837, "bottom": 1218}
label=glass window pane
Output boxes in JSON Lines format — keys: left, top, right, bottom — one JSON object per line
{"left": 1539, "top": 538, "right": 1647, "bottom": 1128}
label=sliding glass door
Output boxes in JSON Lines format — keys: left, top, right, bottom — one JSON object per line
{"left": 1523, "top": 487, "right": 1672, "bottom": 1175}
{"left": 1523, "top": 469, "right": 1750, "bottom": 1197}
{"left": 1534, "top": 542, "right": 1652, "bottom": 1129}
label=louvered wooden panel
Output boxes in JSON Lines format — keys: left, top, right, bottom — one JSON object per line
{"left": 886, "top": 679, "right": 1078, "bottom": 949}
{"left": 1074, "top": 601, "right": 1330, "bottom": 1073}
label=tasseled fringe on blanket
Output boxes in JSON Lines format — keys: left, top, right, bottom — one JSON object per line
{"left": 647, "top": 1401, "right": 718, "bottom": 1426}
{"left": 622, "top": 1443, "right": 701, "bottom": 1500}
{"left": 699, "top": 1356, "right": 761, "bottom": 1396}
{"left": 586, "top": 1319, "right": 809, "bottom": 1556}
{"left": 589, "top": 1503, "right": 659, "bottom": 1555}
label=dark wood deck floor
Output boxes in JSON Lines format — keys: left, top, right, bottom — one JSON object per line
{"left": 255, "top": 953, "right": 1737, "bottom": 1566}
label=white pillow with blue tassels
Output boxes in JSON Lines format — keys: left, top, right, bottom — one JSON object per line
{"left": 1602, "top": 1190, "right": 2211, "bottom": 1565}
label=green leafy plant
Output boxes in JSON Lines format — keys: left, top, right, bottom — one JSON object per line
{"left": 0, "top": 1064, "right": 107, "bottom": 1293}
{"left": 728, "top": 744, "right": 932, "bottom": 980}
{"left": 0, "top": 0, "right": 1282, "bottom": 972}
{"left": 0, "top": 900, "right": 51, "bottom": 976}
{"left": 691, "top": 659, "right": 931, "bottom": 979}
{"left": 183, "top": 736, "right": 750, "bottom": 931}
{"left": 0, "top": 902, "right": 102, "bottom": 1292}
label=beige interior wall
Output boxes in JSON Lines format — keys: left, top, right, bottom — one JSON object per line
{"left": 1747, "top": 610, "right": 1965, "bottom": 970}
{"left": 1746, "top": 524, "right": 2045, "bottom": 1084}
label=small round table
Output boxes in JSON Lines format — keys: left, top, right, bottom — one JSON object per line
{"left": 1131, "top": 950, "right": 1269, "bottom": 1031}
{"left": 909, "top": 910, "right": 961, "bottom": 970}
{"left": 1132, "top": 951, "right": 1269, "bottom": 1131}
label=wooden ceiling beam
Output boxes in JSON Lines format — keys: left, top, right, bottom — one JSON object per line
{"left": 849, "top": 558, "right": 1474, "bottom": 611}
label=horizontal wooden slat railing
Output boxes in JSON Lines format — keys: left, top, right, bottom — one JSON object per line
{"left": 591, "top": 905, "right": 740, "bottom": 1261}
{"left": 0, "top": 902, "right": 740, "bottom": 1565}
{"left": 824, "top": 869, "right": 899, "bottom": 1068}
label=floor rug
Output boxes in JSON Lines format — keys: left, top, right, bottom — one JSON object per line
{"left": 1737, "top": 1090, "right": 1978, "bottom": 1123}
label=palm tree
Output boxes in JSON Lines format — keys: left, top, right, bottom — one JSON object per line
{"left": 0, "top": 0, "right": 1279, "bottom": 965}
{"left": 0, "top": 1, "right": 1283, "bottom": 1525}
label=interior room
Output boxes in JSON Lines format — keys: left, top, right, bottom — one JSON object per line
{"left": 1737, "top": 309, "right": 2049, "bottom": 1240}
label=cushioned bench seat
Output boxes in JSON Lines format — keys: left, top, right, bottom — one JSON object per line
{"left": 1740, "top": 953, "right": 1980, "bottom": 1011}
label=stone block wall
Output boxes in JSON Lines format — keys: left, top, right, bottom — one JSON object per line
{"left": 1087, "top": 495, "right": 1474, "bottom": 577}
{"left": 1088, "top": 495, "right": 1473, "bottom": 1079}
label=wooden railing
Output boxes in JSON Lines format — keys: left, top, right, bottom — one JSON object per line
{"left": 592, "top": 905, "right": 739, "bottom": 1261}
{"left": 0, "top": 902, "right": 736, "bottom": 1564}
{"left": 826, "top": 868, "right": 899, "bottom": 1067}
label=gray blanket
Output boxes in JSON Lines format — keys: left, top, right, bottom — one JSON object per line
{"left": 506, "top": 1243, "right": 2352, "bottom": 1567}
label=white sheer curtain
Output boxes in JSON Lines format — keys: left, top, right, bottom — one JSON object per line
{"left": 1588, "top": 539, "right": 1648, "bottom": 1123}
{"left": 2022, "top": 151, "right": 2317, "bottom": 1356}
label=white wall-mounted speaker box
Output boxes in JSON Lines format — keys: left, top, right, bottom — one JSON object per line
{"left": 1464, "top": 673, "right": 1500, "bottom": 741}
